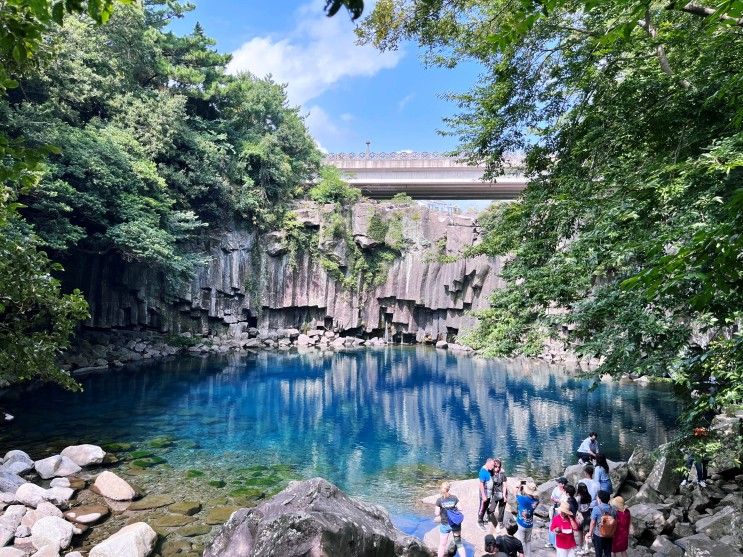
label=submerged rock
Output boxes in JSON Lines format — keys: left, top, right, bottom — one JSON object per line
{"left": 91, "top": 471, "right": 136, "bottom": 501}
{"left": 204, "top": 477, "right": 432, "bottom": 557}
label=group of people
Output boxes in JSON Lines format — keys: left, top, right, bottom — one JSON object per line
{"left": 433, "top": 433, "right": 632, "bottom": 557}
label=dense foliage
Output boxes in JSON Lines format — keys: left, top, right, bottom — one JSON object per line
{"left": 359, "top": 0, "right": 743, "bottom": 437}
{"left": 0, "top": 0, "right": 321, "bottom": 387}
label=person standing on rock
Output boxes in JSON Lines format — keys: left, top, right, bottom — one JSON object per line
{"left": 577, "top": 433, "right": 599, "bottom": 464}
{"left": 488, "top": 458, "right": 508, "bottom": 532}
{"left": 435, "top": 481, "right": 465, "bottom": 557}
{"left": 579, "top": 465, "right": 599, "bottom": 508}
{"left": 593, "top": 455, "right": 613, "bottom": 495}
{"left": 575, "top": 482, "right": 593, "bottom": 554}
{"left": 478, "top": 457, "right": 496, "bottom": 530}
{"left": 588, "top": 490, "right": 616, "bottom": 557}
{"left": 514, "top": 481, "right": 539, "bottom": 557}
{"left": 550, "top": 500, "right": 580, "bottom": 557}
{"left": 609, "top": 496, "right": 630, "bottom": 557}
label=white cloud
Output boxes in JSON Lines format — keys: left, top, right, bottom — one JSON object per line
{"left": 398, "top": 93, "right": 415, "bottom": 111}
{"left": 340, "top": 112, "right": 354, "bottom": 122}
{"left": 227, "top": 1, "right": 403, "bottom": 106}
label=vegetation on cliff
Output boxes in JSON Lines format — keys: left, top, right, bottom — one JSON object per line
{"left": 0, "top": 0, "right": 321, "bottom": 387}
{"left": 358, "top": 0, "right": 743, "bottom": 440}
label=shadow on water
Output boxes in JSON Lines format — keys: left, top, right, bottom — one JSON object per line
{"left": 0, "top": 347, "right": 681, "bottom": 513}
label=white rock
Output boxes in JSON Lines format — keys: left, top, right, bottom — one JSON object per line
{"left": 435, "top": 340, "right": 448, "bottom": 349}
{"left": 49, "top": 478, "right": 70, "bottom": 489}
{"left": 3, "top": 451, "right": 32, "bottom": 467}
{"left": 21, "top": 502, "right": 63, "bottom": 529}
{"left": 43, "top": 487, "right": 74, "bottom": 506}
{"left": 0, "top": 504, "right": 28, "bottom": 545}
{"left": 0, "top": 548, "right": 27, "bottom": 557}
{"left": 31, "top": 545, "right": 60, "bottom": 557}
{"left": 15, "top": 524, "right": 31, "bottom": 538}
{"left": 89, "top": 522, "right": 157, "bottom": 557}
{"left": 34, "top": 456, "right": 81, "bottom": 480}
{"left": 0, "top": 492, "right": 17, "bottom": 504}
{"left": 92, "top": 471, "right": 135, "bottom": 501}
{"left": 65, "top": 553, "right": 84, "bottom": 557}
{"left": 0, "top": 471, "right": 26, "bottom": 494}
{"left": 30, "top": 516, "right": 73, "bottom": 550}
{"left": 16, "top": 483, "right": 47, "bottom": 507}
{"left": 60, "top": 445, "right": 105, "bottom": 467}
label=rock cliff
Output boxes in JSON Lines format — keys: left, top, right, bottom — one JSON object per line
{"left": 64, "top": 201, "right": 503, "bottom": 343}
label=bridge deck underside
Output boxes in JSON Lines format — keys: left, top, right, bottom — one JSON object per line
{"left": 352, "top": 181, "right": 526, "bottom": 200}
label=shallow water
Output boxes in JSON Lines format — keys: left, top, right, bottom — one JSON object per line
{"left": 1, "top": 347, "right": 681, "bottom": 517}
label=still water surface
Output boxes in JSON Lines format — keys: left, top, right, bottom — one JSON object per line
{"left": 3, "top": 347, "right": 681, "bottom": 515}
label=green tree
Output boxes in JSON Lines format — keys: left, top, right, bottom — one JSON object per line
{"left": 309, "top": 166, "right": 362, "bottom": 204}
{"left": 359, "top": 0, "right": 743, "bottom": 437}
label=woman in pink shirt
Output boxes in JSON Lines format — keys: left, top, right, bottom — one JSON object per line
{"left": 611, "top": 496, "right": 631, "bottom": 557}
{"left": 550, "top": 501, "right": 579, "bottom": 557}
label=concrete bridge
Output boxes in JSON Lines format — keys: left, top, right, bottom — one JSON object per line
{"left": 325, "top": 152, "right": 527, "bottom": 200}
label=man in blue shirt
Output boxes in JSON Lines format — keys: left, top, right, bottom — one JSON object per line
{"left": 589, "top": 490, "right": 617, "bottom": 557}
{"left": 477, "top": 457, "right": 495, "bottom": 530}
{"left": 515, "top": 481, "right": 539, "bottom": 557}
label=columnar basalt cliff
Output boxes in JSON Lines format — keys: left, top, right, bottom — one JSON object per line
{"left": 64, "top": 201, "right": 504, "bottom": 344}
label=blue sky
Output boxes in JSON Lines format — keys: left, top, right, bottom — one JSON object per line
{"left": 169, "top": 0, "right": 481, "bottom": 155}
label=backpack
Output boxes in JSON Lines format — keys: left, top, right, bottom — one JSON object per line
{"left": 598, "top": 509, "right": 617, "bottom": 538}
{"left": 445, "top": 507, "right": 464, "bottom": 527}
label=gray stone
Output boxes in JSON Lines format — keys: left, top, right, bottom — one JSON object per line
{"left": 3, "top": 451, "right": 33, "bottom": 468}
{"left": 1, "top": 461, "right": 33, "bottom": 476}
{"left": 435, "top": 340, "right": 448, "bottom": 349}
{"left": 33, "top": 456, "right": 81, "bottom": 480}
{"left": 629, "top": 503, "right": 667, "bottom": 536}
{"left": 89, "top": 522, "right": 157, "bottom": 557}
{"left": 633, "top": 483, "right": 663, "bottom": 504}
{"left": 0, "top": 472, "right": 26, "bottom": 494}
{"left": 694, "top": 505, "right": 743, "bottom": 546}
{"left": 645, "top": 449, "right": 683, "bottom": 497}
{"left": 651, "top": 535, "right": 684, "bottom": 556}
{"left": 675, "top": 533, "right": 743, "bottom": 557}
{"left": 627, "top": 446, "right": 656, "bottom": 483}
{"left": 204, "top": 478, "right": 432, "bottom": 557}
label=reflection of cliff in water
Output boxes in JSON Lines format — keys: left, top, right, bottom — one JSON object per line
{"left": 0, "top": 348, "right": 681, "bottom": 501}
{"left": 202, "top": 347, "right": 680, "bottom": 480}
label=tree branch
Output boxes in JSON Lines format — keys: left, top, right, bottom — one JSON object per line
{"left": 669, "top": 2, "right": 743, "bottom": 27}
{"left": 639, "top": 10, "right": 694, "bottom": 90}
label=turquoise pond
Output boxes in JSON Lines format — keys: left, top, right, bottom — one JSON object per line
{"left": 1, "top": 347, "right": 681, "bottom": 528}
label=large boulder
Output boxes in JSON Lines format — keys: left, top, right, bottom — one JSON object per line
{"left": 21, "top": 502, "right": 63, "bottom": 529}
{"left": 0, "top": 471, "right": 26, "bottom": 494}
{"left": 694, "top": 506, "right": 743, "bottom": 548}
{"left": 30, "top": 516, "right": 73, "bottom": 551}
{"left": 709, "top": 411, "right": 743, "bottom": 476}
{"left": 34, "top": 456, "right": 81, "bottom": 480}
{"left": 675, "top": 533, "right": 743, "bottom": 557}
{"left": 0, "top": 505, "right": 28, "bottom": 546}
{"left": 627, "top": 446, "right": 656, "bottom": 483}
{"left": 91, "top": 471, "right": 135, "bottom": 501}
{"left": 650, "top": 535, "right": 684, "bottom": 557}
{"left": 89, "top": 522, "right": 157, "bottom": 557}
{"left": 644, "top": 448, "right": 683, "bottom": 497}
{"left": 60, "top": 445, "right": 105, "bottom": 467}
{"left": 629, "top": 503, "right": 668, "bottom": 538}
{"left": 204, "top": 478, "right": 433, "bottom": 557}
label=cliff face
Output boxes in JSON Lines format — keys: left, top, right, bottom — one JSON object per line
{"left": 65, "top": 201, "right": 504, "bottom": 342}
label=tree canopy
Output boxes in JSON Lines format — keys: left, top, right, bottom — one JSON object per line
{"left": 359, "top": 0, "right": 743, "bottom": 441}
{"left": 0, "top": 0, "right": 321, "bottom": 387}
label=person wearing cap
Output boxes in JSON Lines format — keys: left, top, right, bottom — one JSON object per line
{"left": 610, "top": 496, "right": 631, "bottom": 557}
{"left": 547, "top": 477, "right": 569, "bottom": 548}
{"left": 515, "top": 481, "right": 539, "bottom": 557}
{"left": 550, "top": 500, "right": 579, "bottom": 557}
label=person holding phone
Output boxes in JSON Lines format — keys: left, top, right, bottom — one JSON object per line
{"left": 515, "top": 481, "right": 539, "bottom": 557}
{"left": 550, "top": 501, "right": 579, "bottom": 557}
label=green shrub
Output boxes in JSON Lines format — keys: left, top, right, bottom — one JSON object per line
{"left": 309, "top": 167, "right": 361, "bottom": 204}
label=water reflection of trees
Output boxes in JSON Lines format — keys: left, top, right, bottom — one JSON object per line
{"left": 1, "top": 348, "right": 681, "bottom": 494}
{"left": 197, "top": 348, "right": 680, "bottom": 481}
